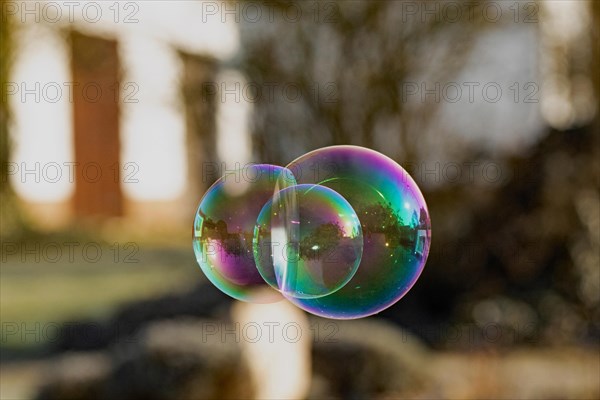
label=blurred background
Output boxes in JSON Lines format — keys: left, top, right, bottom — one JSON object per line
{"left": 1, "top": 0, "right": 598, "bottom": 399}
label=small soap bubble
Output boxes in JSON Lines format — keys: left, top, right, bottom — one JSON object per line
{"left": 253, "top": 184, "right": 363, "bottom": 299}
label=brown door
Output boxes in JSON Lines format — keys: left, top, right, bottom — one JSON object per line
{"left": 70, "top": 31, "right": 122, "bottom": 217}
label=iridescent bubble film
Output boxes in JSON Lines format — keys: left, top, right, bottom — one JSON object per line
{"left": 192, "top": 146, "right": 431, "bottom": 318}
{"left": 192, "top": 164, "right": 295, "bottom": 303}
{"left": 253, "top": 184, "right": 363, "bottom": 299}
{"left": 284, "top": 146, "right": 431, "bottom": 319}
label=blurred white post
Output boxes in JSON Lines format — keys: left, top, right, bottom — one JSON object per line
{"left": 231, "top": 293, "right": 311, "bottom": 399}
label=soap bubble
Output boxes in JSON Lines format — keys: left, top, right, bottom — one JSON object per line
{"left": 192, "top": 146, "right": 431, "bottom": 318}
{"left": 283, "top": 146, "right": 431, "bottom": 319}
{"left": 192, "top": 164, "right": 296, "bottom": 303}
{"left": 253, "top": 184, "right": 363, "bottom": 299}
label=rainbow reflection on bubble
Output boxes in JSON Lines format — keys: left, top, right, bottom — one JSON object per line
{"left": 253, "top": 184, "right": 363, "bottom": 299}
{"left": 283, "top": 146, "right": 431, "bottom": 319}
{"left": 192, "top": 164, "right": 296, "bottom": 303}
{"left": 192, "top": 146, "right": 431, "bottom": 318}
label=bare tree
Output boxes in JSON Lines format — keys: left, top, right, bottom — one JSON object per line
{"left": 234, "top": 0, "right": 489, "bottom": 165}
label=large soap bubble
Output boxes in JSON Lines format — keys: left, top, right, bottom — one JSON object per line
{"left": 283, "top": 146, "right": 431, "bottom": 319}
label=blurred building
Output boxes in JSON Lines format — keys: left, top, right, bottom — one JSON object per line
{"left": 4, "top": 0, "right": 596, "bottom": 234}
{"left": 6, "top": 1, "right": 250, "bottom": 232}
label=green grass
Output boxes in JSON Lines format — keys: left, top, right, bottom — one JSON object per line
{"left": 1, "top": 245, "right": 203, "bottom": 349}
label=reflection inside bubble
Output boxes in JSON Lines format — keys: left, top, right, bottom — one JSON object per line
{"left": 254, "top": 184, "right": 363, "bottom": 299}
